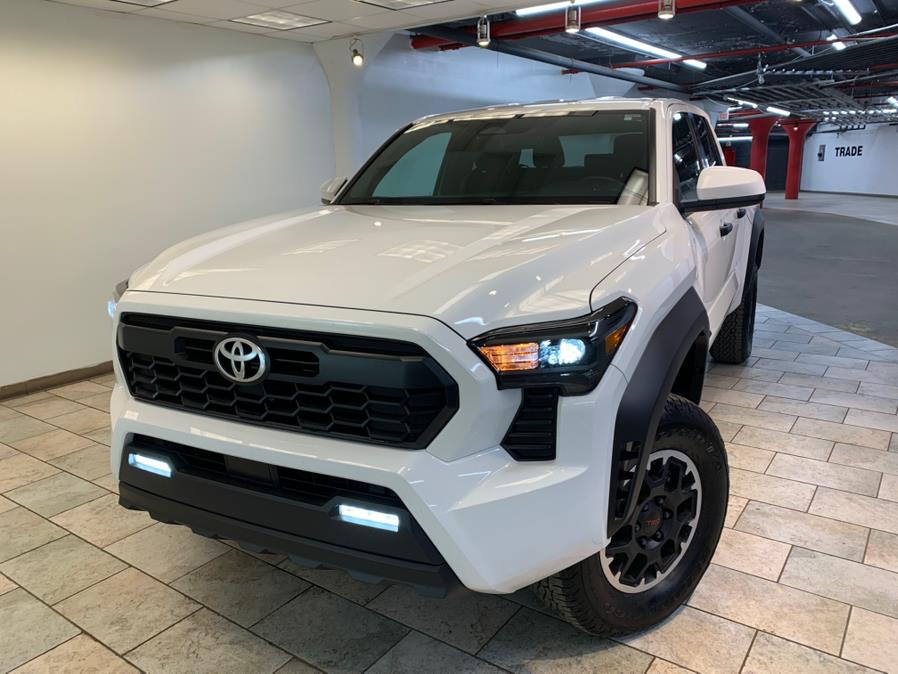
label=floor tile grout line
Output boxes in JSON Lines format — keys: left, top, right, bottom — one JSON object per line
{"left": 0, "top": 573, "right": 140, "bottom": 672}
{"left": 118, "top": 603, "right": 205, "bottom": 663}
{"left": 728, "top": 549, "right": 898, "bottom": 624}
{"left": 839, "top": 605, "right": 853, "bottom": 662}
{"left": 760, "top": 458, "right": 882, "bottom": 496}
{"left": 860, "top": 526, "right": 873, "bottom": 565}
{"left": 472, "top": 603, "right": 522, "bottom": 660}
{"left": 737, "top": 628, "right": 759, "bottom": 673}
{"left": 685, "top": 605, "right": 849, "bottom": 667}
{"left": 7, "top": 364, "right": 898, "bottom": 670}
{"left": 734, "top": 494, "right": 897, "bottom": 548}
{"left": 730, "top": 503, "right": 873, "bottom": 564}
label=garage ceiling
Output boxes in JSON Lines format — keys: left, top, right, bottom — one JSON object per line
{"left": 409, "top": 0, "right": 898, "bottom": 125}
{"left": 47, "top": 0, "right": 557, "bottom": 41}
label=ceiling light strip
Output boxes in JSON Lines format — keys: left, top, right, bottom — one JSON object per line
{"left": 584, "top": 26, "right": 706, "bottom": 70}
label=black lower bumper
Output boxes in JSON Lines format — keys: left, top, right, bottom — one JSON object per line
{"left": 118, "top": 436, "right": 457, "bottom": 596}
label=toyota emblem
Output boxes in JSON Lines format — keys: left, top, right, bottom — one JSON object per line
{"left": 214, "top": 336, "right": 268, "bottom": 384}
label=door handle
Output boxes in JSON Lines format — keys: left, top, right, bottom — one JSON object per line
{"left": 737, "top": 208, "right": 747, "bottom": 219}
{"left": 720, "top": 222, "right": 734, "bottom": 237}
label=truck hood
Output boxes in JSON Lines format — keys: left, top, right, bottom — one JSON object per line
{"left": 130, "top": 204, "right": 665, "bottom": 338}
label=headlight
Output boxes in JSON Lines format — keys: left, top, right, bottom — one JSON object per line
{"left": 107, "top": 279, "right": 129, "bottom": 319}
{"left": 470, "top": 297, "right": 636, "bottom": 395}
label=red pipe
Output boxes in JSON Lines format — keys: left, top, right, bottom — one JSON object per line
{"left": 782, "top": 120, "right": 816, "bottom": 199}
{"left": 614, "top": 32, "right": 898, "bottom": 67}
{"left": 410, "top": 0, "right": 763, "bottom": 50}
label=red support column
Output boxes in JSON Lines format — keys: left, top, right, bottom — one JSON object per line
{"left": 747, "top": 116, "right": 778, "bottom": 179}
{"left": 722, "top": 146, "right": 737, "bottom": 166}
{"left": 782, "top": 120, "right": 817, "bottom": 200}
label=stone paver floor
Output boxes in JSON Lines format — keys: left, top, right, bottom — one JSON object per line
{"left": 1, "top": 304, "right": 897, "bottom": 673}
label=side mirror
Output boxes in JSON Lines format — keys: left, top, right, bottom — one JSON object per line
{"left": 682, "top": 166, "right": 765, "bottom": 213}
{"left": 320, "top": 176, "right": 347, "bottom": 205}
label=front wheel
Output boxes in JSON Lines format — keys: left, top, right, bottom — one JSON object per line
{"left": 534, "top": 395, "right": 728, "bottom": 637}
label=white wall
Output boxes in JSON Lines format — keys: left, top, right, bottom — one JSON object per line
{"left": 0, "top": 0, "right": 334, "bottom": 387}
{"left": 316, "top": 35, "right": 643, "bottom": 177}
{"left": 801, "top": 125, "right": 898, "bottom": 197}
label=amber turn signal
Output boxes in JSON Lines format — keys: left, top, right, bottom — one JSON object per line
{"left": 478, "top": 342, "right": 539, "bottom": 372}
{"left": 604, "top": 322, "right": 631, "bottom": 353}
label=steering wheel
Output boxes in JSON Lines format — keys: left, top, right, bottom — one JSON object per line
{"left": 579, "top": 175, "right": 626, "bottom": 195}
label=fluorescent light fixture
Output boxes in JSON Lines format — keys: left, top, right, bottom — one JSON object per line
{"left": 476, "top": 15, "right": 490, "bottom": 47}
{"left": 110, "top": 0, "right": 176, "bottom": 6}
{"left": 338, "top": 504, "right": 399, "bottom": 532}
{"left": 585, "top": 27, "right": 706, "bottom": 70}
{"left": 658, "top": 0, "right": 676, "bottom": 20}
{"left": 726, "top": 96, "right": 759, "bottom": 108}
{"left": 766, "top": 105, "right": 791, "bottom": 117}
{"left": 832, "top": 0, "right": 862, "bottom": 25}
{"left": 718, "top": 136, "right": 753, "bottom": 143}
{"left": 360, "top": 0, "right": 451, "bottom": 7}
{"left": 731, "top": 122, "right": 749, "bottom": 128}
{"left": 128, "top": 453, "right": 172, "bottom": 478}
{"left": 231, "top": 11, "right": 327, "bottom": 30}
{"left": 827, "top": 34, "right": 847, "bottom": 50}
{"left": 888, "top": 96, "right": 898, "bottom": 108}
{"left": 516, "top": 0, "right": 606, "bottom": 17}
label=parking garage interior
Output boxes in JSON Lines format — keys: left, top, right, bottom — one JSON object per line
{"left": 2, "top": 0, "right": 898, "bottom": 672}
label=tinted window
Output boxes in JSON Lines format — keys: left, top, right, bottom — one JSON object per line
{"left": 339, "top": 111, "right": 651, "bottom": 205}
{"left": 693, "top": 115, "right": 723, "bottom": 167}
{"left": 373, "top": 132, "right": 450, "bottom": 198}
{"left": 672, "top": 113, "right": 702, "bottom": 202}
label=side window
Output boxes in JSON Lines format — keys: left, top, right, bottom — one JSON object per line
{"left": 693, "top": 115, "right": 723, "bottom": 167}
{"left": 672, "top": 113, "right": 702, "bottom": 202}
{"left": 373, "top": 132, "right": 450, "bottom": 198}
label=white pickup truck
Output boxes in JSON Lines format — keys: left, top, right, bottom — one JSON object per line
{"left": 109, "top": 98, "right": 766, "bottom": 636}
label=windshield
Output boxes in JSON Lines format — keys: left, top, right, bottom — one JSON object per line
{"left": 338, "top": 110, "right": 652, "bottom": 206}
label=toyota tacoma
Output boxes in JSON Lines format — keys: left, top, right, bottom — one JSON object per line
{"left": 109, "top": 99, "right": 766, "bottom": 636}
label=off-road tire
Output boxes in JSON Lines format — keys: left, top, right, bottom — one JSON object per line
{"left": 534, "top": 395, "right": 728, "bottom": 637}
{"left": 710, "top": 265, "right": 758, "bottom": 364}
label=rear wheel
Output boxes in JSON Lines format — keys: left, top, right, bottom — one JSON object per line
{"left": 534, "top": 395, "right": 728, "bottom": 637}
{"left": 710, "top": 266, "right": 758, "bottom": 364}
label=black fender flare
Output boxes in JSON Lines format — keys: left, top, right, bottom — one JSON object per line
{"left": 607, "top": 288, "right": 710, "bottom": 536}
{"left": 745, "top": 209, "right": 765, "bottom": 292}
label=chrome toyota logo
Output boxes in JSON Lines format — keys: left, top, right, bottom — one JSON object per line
{"left": 214, "top": 337, "right": 268, "bottom": 384}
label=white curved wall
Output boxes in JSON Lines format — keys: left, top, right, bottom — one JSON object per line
{"left": 801, "top": 125, "right": 898, "bottom": 197}
{"left": 316, "top": 35, "right": 642, "bottom": 177}
{"left": 0, "top": 0, "right": 334, "bottom": 387}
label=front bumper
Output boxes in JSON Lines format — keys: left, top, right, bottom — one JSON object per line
{"left": 118, "top": 435, "right": 456, "bottom": 594}
{"left": 110, "top": 292, "right": 628, "bottom": 594}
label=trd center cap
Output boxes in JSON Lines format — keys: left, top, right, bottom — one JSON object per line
{"left": 638, "top": 506, "right": 664, "bottom": 538}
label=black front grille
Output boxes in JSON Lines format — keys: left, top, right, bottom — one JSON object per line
{"left": 118, "top": 314, "right": 458, "bottom": 448}
{"left": 502, "top": 387, "right": 559, "bottom": 461}
{"left": 132, "top": 435, "right": 402, "bottom": 508}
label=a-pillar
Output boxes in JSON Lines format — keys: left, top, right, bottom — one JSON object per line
{"left": 747, "top": 116, "right": 778, "bottom": 179}
{"left": 782, "top": 120, "right": 817, "bottom": 200}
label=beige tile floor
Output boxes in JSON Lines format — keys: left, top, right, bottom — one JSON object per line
{"left": 1, "top": 304, "right": 898, "bottom": 673}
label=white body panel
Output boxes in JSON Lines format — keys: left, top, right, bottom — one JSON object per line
{"left": 110, "top": 98, "right": 761, "bottom": 594}
{"left": 128, "top": 204, "right": 663, "bottom": 338}
{"left": 110, "top": 290, "right": 627, "bottom": 593}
